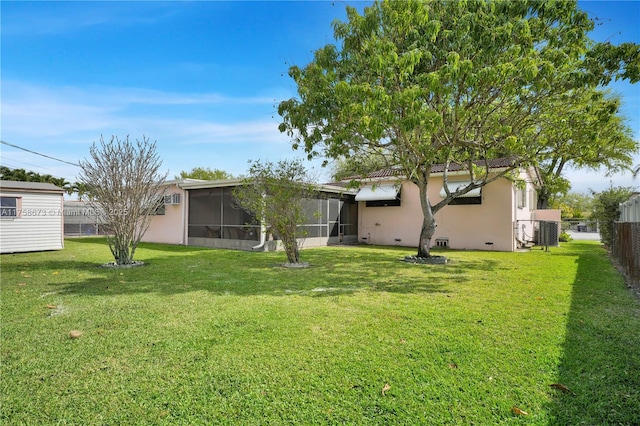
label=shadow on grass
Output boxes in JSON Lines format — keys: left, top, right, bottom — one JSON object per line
{"left": 4, "top": 239, "right": 506, "bottom": 298}
{"left": 548, "top": 242, "right": 640, "bottom": 423}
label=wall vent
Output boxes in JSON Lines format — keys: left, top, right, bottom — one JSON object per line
{"left": 435, "top": 238, "right": 449, "bottom": 247}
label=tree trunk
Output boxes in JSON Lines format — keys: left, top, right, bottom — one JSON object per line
{"left": 417, "top": 216, "right": 437, "bottom": 258}
{"left": 416, "top": 179, "right": 437, "bottom": 258}
{"left": 537, "top": 185, "right": 550, "bottom": 209}
{"left": 285, "top": 241, "right": 300, "bottom": 264}
{"left": 108, "top": 234, "right": 134, "bottom": 265}
{"left": 537, "top": 195, "right": 550, "bottom": 210}
{"left": 272, "top": 223, "right": 301, "bottom": 264}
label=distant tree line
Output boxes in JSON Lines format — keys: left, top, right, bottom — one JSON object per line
{"left": 176, "top": 167, "right": 234, "bottom": 181}
{"left": 0, "top": 166, "right": 70, "bottom": 190}
{"left": 0, "top": 166, "right": 98, "bottom": 200}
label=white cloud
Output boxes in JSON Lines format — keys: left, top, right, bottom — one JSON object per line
{"left": 1, "top": 3, "right": 182, "bottom": 37}
{"left": 566, "top": 163, "right": 640, "bottom": 194}
{"left": 0, "top": 81, "right": 299, "bottom": 182}
{"left": 1, "top": 80, "right": 285, "bottom": 142}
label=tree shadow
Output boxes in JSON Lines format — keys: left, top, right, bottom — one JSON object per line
{"left": 547, "top": 242, "right": 640, "bottom": 423}
{"left": 9, "top": 243, "right": 506, "bottom": 299}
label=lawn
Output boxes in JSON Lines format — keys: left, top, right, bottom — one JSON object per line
{"left": 1, "top": 239, "right": 639, "bottom": 425}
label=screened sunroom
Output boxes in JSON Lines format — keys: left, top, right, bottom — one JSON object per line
{"left": 182, "top": 180, "right": 358, "bottom": 251}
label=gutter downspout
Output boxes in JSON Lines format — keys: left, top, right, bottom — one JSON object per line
{"left": 253, "top": 222, "right": 267, "bottom": 250}
{"left": 252, "top": 191, "right": 267, "bottom": 250}
{"left": 177, "top": 181, "right": 187, "bottom": 245}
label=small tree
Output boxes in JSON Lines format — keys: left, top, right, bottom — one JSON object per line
{"left": 233, "top": 159, "right": 316, "bottom": 265}
{"left": 590, "top": 186, "right": 634, "bottom": 248}
{"left": 78, "top": 135, "right": 168, "bottom": 265}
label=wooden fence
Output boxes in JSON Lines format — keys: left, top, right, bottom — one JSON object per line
{"left": 612, "top": 222, "right": 640, "bottom": 286}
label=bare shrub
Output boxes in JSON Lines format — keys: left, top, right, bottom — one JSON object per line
{"left": 78, "top": 135, "right": 167, "bottom": 265}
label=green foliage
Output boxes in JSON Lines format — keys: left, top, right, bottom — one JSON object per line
{"left": 0, "top": 166, "right": 70, "bottom": 190}
{"left": 278, "top": 0, "right": 638, "bottom": 256}
{"left": 535, "top": 89, "right": 638, "bottom": 208}
{"left": 2, "top": 239, "right": 639, "bottom": 424}
{"left": 589, "top": 186, "right": 635, "bottom": 247}
{"left": 583, "top": 41, "right": 640, "bottom": 85}
{"left": 67, "top": 182, "right": 95, "bottom": 200}
{"left": 551, "top": 192, "right": 594, "bottom": 219}
{"left": 330, "top": 152, "right": 391, "bottom": 181}
{"left": 176, "top": 166, "right": 233, "bottom": 181}
{"left": 559, "top": 231, "right": 573, "bottom": 242}
{"left": 233, "top": 159, "right": 316, "bottom": 264}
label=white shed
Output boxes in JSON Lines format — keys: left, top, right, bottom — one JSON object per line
{"left": 619, "top": 193, "right": 640, "bottom": 223}
{"left": 0, "top": 181, "right": 65, "bottom": 253}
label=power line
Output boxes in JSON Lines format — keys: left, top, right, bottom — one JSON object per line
{"left": 0, "top": 140, "right": 80, "bottom": 167}
{"left": 0, "top": 155, "right": 57, "bottom": 172}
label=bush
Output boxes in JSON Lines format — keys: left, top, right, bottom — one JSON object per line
{"left": 559, "top": 231, "right": 573, "bottom": 242}
{"left": 590, "top": 186, "right": 634, "bottom": 247}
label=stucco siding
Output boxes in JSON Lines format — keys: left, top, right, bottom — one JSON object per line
{"left": 358, "top": 183, "right": 419, "bottom": 246}
{"left": 0, "top": 191, "right": 64, "bottom": 253}
{"left": 142, "top": 187, "right": 186, "bottom": 245}
{"left": 434, "top": 178, "right": 514, "bottom": 251}
{"left": 359, "top": 175, "right": 521, "bottom": 251}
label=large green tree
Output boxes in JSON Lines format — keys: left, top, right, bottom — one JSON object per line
{"left": 534, "top": 88, "right": 637, "bottom": 208}
{"left": 278, "top": 0, "right": 638, "bottom": 257}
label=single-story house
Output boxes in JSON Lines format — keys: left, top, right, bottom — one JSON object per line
{"left": 142, "top": 179, "right": 359, "bottom": 250}
{"left": 142, "top": 161, "right": 558, "bottom": 253}
{"left": 353, "top": 159, "right": 560, "bottom": 252}
{"left": 0, "top": 180, "right": 65, "bottom": 253}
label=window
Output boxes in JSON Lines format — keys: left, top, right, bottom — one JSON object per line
{"left": 440, "top": 182, "right": 481, "bottom": 205}
{"left": 517, "top": 188, "right": 527, "bottom": 209}
{"left": 0, "top": 197, "right": 19, "bottom": 218}
{"left": 144, "top": 196, "right": 165, "bottom": 215}
{"left": 530, "top": 190, "right": 537, "bottom": 209}
{"left": 356, "top": 184, "right": 401, "bottom": 207}
{"left": 448, "top": 196, "right": 482, "bottom": 205}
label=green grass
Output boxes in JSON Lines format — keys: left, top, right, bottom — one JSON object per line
{"left": 1, "top": 239, "right": 639, "bottom": 425}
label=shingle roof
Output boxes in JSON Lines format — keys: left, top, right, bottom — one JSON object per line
{"left": 0, "top": 180, "right": 64, "bottom": 192}
{"left": 367, "top": 157, "right": 518, "bottom": 179}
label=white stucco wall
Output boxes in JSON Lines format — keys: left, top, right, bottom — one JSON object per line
{"left": 142, "top": 185, "right": 187, "bottom": 245}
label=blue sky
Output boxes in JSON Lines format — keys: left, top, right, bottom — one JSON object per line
{"left": 1, "top": 1, "right": 638, "bottom": 193}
